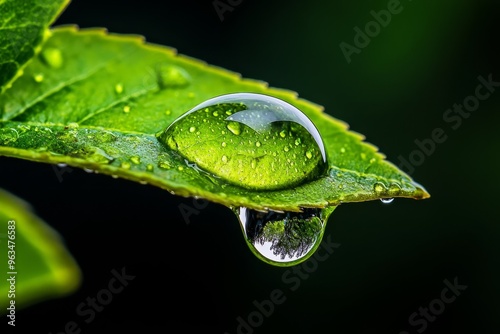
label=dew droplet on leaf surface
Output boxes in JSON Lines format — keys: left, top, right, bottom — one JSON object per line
{"left": 157, "top": 93, "right": 327, "bottom": 190}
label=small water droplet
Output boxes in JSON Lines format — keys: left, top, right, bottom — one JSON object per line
{"left": 0, "top": 128, "right": 19, "bottom": 145}
{"left": 221, "top": 142, "right": 227, "bottom": 147}
{"left": 388, "top": 183, "right": 402, "bottom": 196}
{"left": 66, "top": 122, "right": 79, "bottom": 129}
{"left": 227, "top": 121, "right": 242, "bottom": 135}
{"left": 158, "top": 162, "right": 170, "bottom": 169}
{"left": 115, "top": 83, "right": 124, "bottom": 94}
{"left": 34, "top": 74, "right": 44, "bottom": 82}
{"left": 123, "top": 105, "right": 131, "bottom": 113}
{"left": 157, "top": 153, "right": 172, "bottom": 169}
{"left": 95, "top": 131, "right": 116, "bottom": 143}
{"left": 130, "top": 156, "right": 141, "bottom": 165}
{"left": 157, "top": 93, "right": 327, "bottom": 190}
{"left": 41, "top": 47, "right": 63, "bottom": 68}
{"left": 165, "top": 110, "right": 172, "bottom": 116}
{"left": 84, "top": 168, "right": 93, "bottom": 173}
{"left": 235, "top": 207, "right": 334, "bottom": 266}
{"left": 373, "top": 182, "right": 387, "bottom": 195}
{"left": 121, "top": 161, "right": 131, "bottom": 169}
{"left": 178, "top": 166, "right": 184, "bottom": 171}
{"left": 146, "top": 164, "right": 154, "bottom": 171}
{"left": 340, "top": 147, "right": 346, "bottom": 154}
{"left": 57, "top": 163, "right": 67, "bottom": 168}
{"left": 189, "top": 126, "right": 196, "bottom": 133}
{"left": 156, "top": 64, "right": 191, "bottom": 89}
{"left": 112, "top": 174, "right": 119, "bottom": 179}
{"left": 165, "top": 135, "right": 177, "bottom": 150}
{"left": 380, "top": 198, "right": 394, "bottom": 204}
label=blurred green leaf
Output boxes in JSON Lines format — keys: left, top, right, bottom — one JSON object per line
{"left": 0, "top": 26, "right": 429, "bottom": 211}
{"left": 0, "top": 0, "right": 69, "bottom": 94}
{"left": 0, "top": 188, "right": 81, "bottom": 313}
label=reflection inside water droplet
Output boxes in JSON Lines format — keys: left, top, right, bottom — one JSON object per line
{"left": 234, "top": 206, "right": 334, "bottom": 266}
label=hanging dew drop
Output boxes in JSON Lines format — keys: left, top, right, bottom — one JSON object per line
{"left": 234, "top": 206, "right": 335, "bottom": 266}
{"left": 157, "top": 93, "right": 327, "bottom": 190}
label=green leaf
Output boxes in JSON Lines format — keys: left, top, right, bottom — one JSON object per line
{"left": 0, "top": 26, "right": 429, "bottom": 212}
{"left": 0, "top": 188, "right": 81, "bottom": 313}
{"left": 0, "top": 0, "right": 69, "bottom": 94}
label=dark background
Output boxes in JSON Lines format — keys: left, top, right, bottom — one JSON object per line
{"left": 1, "top": 0, "right": 499, "bottom": 333}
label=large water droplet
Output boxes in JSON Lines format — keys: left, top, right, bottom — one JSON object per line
{"left": 235, "top": 206, "right": 334, "bottom": 266}
{"left": 157, "top": 93, "right": 327, "bottom": 190}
